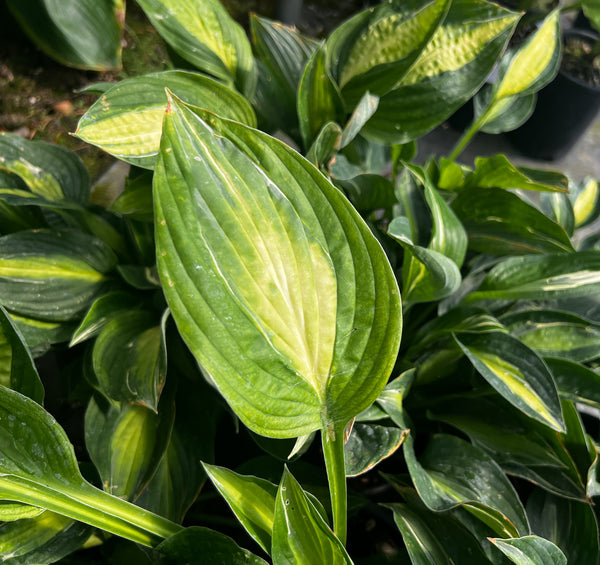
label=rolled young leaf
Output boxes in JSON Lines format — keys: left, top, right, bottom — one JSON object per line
{"left": 154, "top": 95, "right": 401, "bottom": 438}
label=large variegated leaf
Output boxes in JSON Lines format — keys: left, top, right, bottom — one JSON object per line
{"left": 0, "top": 230, "right": 116, "bottom": 322}
{"left": 0, "top": 133, "right": 90, "bottom": 205}
{"left": 7, "top": 0, "right": 124, "bottom": 70}
{"left": 362, "top": 0, "right": 519, "bottom": 143}
{"left": 326, "top": 0, "right": 449, "bottom": 105}
{"left": 154, "top": 96, "right": 401, "bottom": 438}
{"left": 455, "top": 332, "right": 564, "bottom": 432}
{"left": 136, "top": 0, "right": 254, "bottom": 93}
{"left": 76, "top": 71, "right": 256, "bottom": 169}
{"left": 489, "top": 535, "right": 567, "bottom": 565}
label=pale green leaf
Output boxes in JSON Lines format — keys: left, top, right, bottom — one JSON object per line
{"left": 154, "top": 96, "right": 401, "bottom": 438}
{"left": 490, "top": 535, "right": 567, "bottom": 565}
{"left": 75, "top": 70, "right": 256, "bottom": 169}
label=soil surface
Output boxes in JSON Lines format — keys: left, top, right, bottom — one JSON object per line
{"left": 562, "top": 35, "right": 600, "bottom": 88}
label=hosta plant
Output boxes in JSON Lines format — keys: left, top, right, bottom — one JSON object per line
{"left": 0, "top": 0, "right": 599, "bottom": 563}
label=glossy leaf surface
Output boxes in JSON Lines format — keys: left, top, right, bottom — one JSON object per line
{"left": 503, "top": 310, "right": 600, "bottom": 362}
{"left": 136, "top": 0, "right": 254, "bottom": 91}
{"left": 0, "top": 230, "right": 116, "bottom": 322}
{"left": 85, "top": 395, "right": 174, "bottom": 500}
{"left": 76, "top": 71, "right": 256, "bottom": 169}
{"left": 0, "top": 306, "right": 44, "bottom": 404}
{"left": 0, "top": 385, "right": 182, "bottom": 546}
{"left": 157, "top": 526, "right": 268, "bottom": 564}
{"left": 456, "top": 332, "right": 564, "bottom": 431}
{"left": 452, "top": 188, "right": 574, "bottom": 255}
{"left": 0, "top": 133, "right": 90, "bottom": 205}
{"left": 467, "top": 251, "right": 600, "bottom": 302}
{"left": 0, "top": 510, "right": 91, "bottom": 564}
{"left": 7, "top": 0, "right": 123, "bottom": 70}
{"left": 344, "top": 423, "right": 407, "bottom": 477}
{"left": 362, "top": 0, "right": 519, "bottom": 142}
{"left": 92, "top": 310, "right": 167, "bottom": 409}
{"left": 272, "top": 467, "right": 352, "bottom": 564}
{"left": 154, "top": 97, "right": 401, "bottom": 438}
{"left": 490, "top": 535, "right": 567, "bottom": 565}
{"left": 545, "top": 357, "right": 600, "bottom": 408}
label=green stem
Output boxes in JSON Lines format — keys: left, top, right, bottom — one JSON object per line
{"left": 321, "top": 422, "right": 347, "bottom": 545}
{"left": 447, "top": 115, "right": 485, "bottom": 163}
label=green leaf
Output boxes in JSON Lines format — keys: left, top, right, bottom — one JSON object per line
{"left": 6, "top": 0, "right": 123, "bottom": 70}
{"left": 545, "top": 357, "right": 600, "bottom": 408}
{"left": 136, "top": 0, "right": 254, "bottom": 93}
{"left": 340, "top": 92, "right": 379, "bottom": 148}
{"left": 362, "top": 0, "right": 519, "bottom": 143}
{"left": 452, "top": 187, "right": 574, "bottom": 255}
{"left": 0, "top": 230, "right": 116, "bottom": 322}
{"left": 337, "top": 174, "right": 396, "bottom": 213}
{"left": 297, "top": 45, "right": 345, "bottom": 149}
{"left": 489, "top": 535, "right": 567, "bottom": 565}
{"left": 109, "top": 171, "right": 154, "bottom": 222}
{"left": 388, "top": 217, "right": 461, "bottom": 306}
{"left": 70, "top": 291, "right": 141, "bottom": 347}
{"left": 85, "top": 394, "right": 174, "bottom": 500}
{"left": 203, "top": 463, "right": 277, "bottom": 554}
{"left": 0, "top": 502, "right": 43, "bottom": 522}
{"left": 0, "top": 385, "right": 182, "bottom": 546}
{"left": 10, "top": 314, "right": 76, "bottom": 357}
{"left": 430, "top": 394, "right": 586, "bottom": 500}
{"left": 540, "top": 191, "right": 575, "bottom": 237}
{"left": 464, "top": 155, "right": 569, "bottom": 193}
{"left": 326, "top": 0, "right": 450, "bottom": 104}
{"left": 570, "top": 177, "right": 600, "bottom": 228}
{"left": 344, "top": 423, "right": 407, "bottom": 477}
{"left": 395, "top": 433, "right": 529, "bottom": 538}
{"left": 527, "top": 488, "right": 600, "bottom": 565}
{"left": 306, "top": 122, "right": 342, "bottom": 167}
{"left": 583, "top": 0, "right": 600, "bottom": 33}
{"left": 475, "top": 10, "right": 561, "bottom": 132}
{"left": 250, "top": 15, "right": 317, "bottom": 113}
{"left": 156, "top": 526, "right": 268, "bottom": 564}
{"left": 466, "top": 251, "right": 600, "bottom": 302}
{"left": 92, "top": 309, "right": 167, "bottom": 409}
{"left": 386, "top": 488, "right": 492, "bottom": 565}
{"left": 476, "top": 90, "right": 536, "bottom": 134}
{"left": 503, "top": 310, "right": 600, "bottom": 362}
{"left": 0, "top": 306, "right": 44, "bottom": 404}
{"left": 0, "top": 133, "right": 90, "bottom": 205}
{"left": 75, "top": 70, "right": 256, "bottom": 169}
{"left": 455, "top": 332, "right": 565, "bottom": 432}
{"left": 154, "top": 96, "right": 401, "bottom": 438}
{"left": 272, "top": 467, "right": 352, "bottom": 564}
{"left": 0, "top": 510, "right": 91, "bottom": 564}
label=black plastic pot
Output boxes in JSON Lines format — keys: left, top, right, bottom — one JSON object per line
{"left": 507, "top": 29, "right": 600, "bottom": 161}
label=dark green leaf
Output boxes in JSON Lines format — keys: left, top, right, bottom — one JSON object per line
{"left": 0, "top": 230, "right": 116, "bottom": 322}
{"left": 452, "top": 188, "right": 574, "bottom": 255}
{"left": 92, "top": 310, "right": 167, "bottom": 409}
{"left": 527, "top": 488, "right": 599, "bottom": 565}
{"left": 337, "top": 174, "right": 396, "bottom": 212}
{"left": 0, "top": 133, "right": 90, "bottom": 205}
{"left": 344, "top": 423, "right": 407, "bottom": 477}
{"left": 6, "top": 0, "right": 123, "bottom": 70}
{"left": 455, "top": 332, "right": 564, "bottom": 432}
{"left": 503, "top": 310, "right": 600, "bottom": 362}
{"left": 489, "top": 535, "right": 567, "bottom": 565}
{"left": 85, "top": 393, "right": 174, "bottom": 500}
{"left": 545, "top": 357, "right": 600, "bottom": 408}
{"left": 272, "top": 467, "right": 352, "bottom": 564}
{"left": 362, "top": 0, "right": 519, "bottom": 143}
{"left": 306, "top": 122, "right": 342, "bottom": 167}
{"left": 156, "top": 526, "right": 268, "bottom": 564}
{"left": 298, "top": 45, "right": 345, "bottom": 149}
{"left": 539, "top": 191, "right": 575, "bottom": 237}
{"left": 467, "top": 251, "right": 600, "bottom": 302}
{"left": 476, "top": 90, "right": 536, "bottom": 134}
